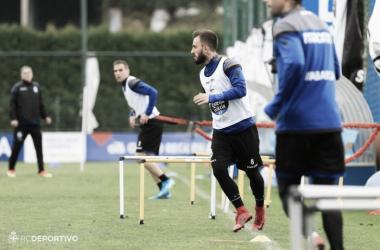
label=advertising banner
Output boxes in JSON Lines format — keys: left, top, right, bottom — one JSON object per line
{"left": 0, "top": 129, "right": 359, "bottom": 163}
{"left": 87, "top": 132, "right": 212, "bottom": 161}
{"left": 24, "top": 132, "right": 83, "bottom": 163}
{"left": 0, "top": 134, "right": 22, "bottom": 161}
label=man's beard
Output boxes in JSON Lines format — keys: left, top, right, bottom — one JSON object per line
{"left": 194, "top": 52, "right": 207, "bottom": 65}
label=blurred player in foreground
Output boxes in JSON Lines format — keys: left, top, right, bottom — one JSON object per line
{"left": 263, "top": 0, "right": 345, "bottom": 249}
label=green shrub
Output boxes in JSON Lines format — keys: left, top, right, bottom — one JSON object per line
{"left": 0, "top": 25, "right": 220, "bottom": 132}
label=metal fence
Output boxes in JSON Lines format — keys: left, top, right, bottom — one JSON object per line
{"left": 0, "top": 97, "right": 211, "bottom": 133}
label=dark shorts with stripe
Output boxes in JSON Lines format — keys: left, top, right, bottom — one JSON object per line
{"left": 136, "top": 118, "right": 163, "bottom": 155}
{"left": 211, "top": 124, "right": 263, "bottom": 171}
{"left": 275, "top": 132, "right": 345, "bottom": 178}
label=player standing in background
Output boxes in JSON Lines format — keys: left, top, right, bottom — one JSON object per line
{"left": 263, "top": 0, "right": 345, "bottom": 249}
{"left": 113, "top": 60, "right": 175, "bottom": 199}
{"left": 8, "top": 66, "right": 53, "bottom": 178}
{"left": 191, "top": 29, "right": 265, "bottom": 232}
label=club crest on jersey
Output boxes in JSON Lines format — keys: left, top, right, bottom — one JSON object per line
{"left": 33, "top": 86, "right": 39, "bottom": 93}
{"left": 17, "top": 131, "right": 23, "bottom": 141}
{"left": 210, "top": 101, "right": 228, "bottom": 115}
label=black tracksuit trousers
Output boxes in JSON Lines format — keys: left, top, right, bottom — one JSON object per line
{"left": 8, "top": 125, "right": 45, "bottom": 172}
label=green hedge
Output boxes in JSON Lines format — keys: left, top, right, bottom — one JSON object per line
{"left": 0, "top": 25, "right": 221, "bottom": 132}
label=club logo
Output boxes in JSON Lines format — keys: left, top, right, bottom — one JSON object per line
{"left": 210, "top": 101, "right": 228, "bottom": 115}
{"left": 8, "top": 231, "right": 19, "bottom": 243}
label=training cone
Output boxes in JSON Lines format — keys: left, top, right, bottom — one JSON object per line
{"left": 250, "top": 236, "right": 271, "bottom": 242}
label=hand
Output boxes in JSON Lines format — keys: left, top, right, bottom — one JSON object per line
{"left": 10, "top": 120, "right": 18, "bottom": 128}
{"left": 139, "top": 114, "right": 149, "bottom": 125}
{"left": 193, "top": 93, "right": 209, "bottom": 105}
{"left": 45, "top": 117, "right": 52, "bottom": 125}
{"left": 129, "top": 116, "right": 136, "bottom": 128}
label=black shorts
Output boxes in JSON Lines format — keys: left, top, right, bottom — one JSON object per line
{"left": 136, "top": 119, "right": 163, "bottom": 155}
{"left": 275, "top": 132, "right": 345, "bottom": 178}
{"left": 211, "top": 124, "right": 263, "bottom": 171}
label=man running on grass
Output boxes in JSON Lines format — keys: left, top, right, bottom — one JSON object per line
{"left": 113, "top": 60, "right": 175, "bottom": 199}
{"left": 191, "top": 29, "right": 266, "bottom": 232}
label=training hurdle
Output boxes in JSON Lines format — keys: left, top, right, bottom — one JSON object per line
{"left": 119, "top": 155, "right": 276, "bottom": 224}
{"left": 288, "top": 185, "right": 380, "bottom": 250}
{"left": 260, "top": 157, "right": 276, "bottom": 207}
{"left": 119, "top": 156, "right": 211, "bottom": 224}
{"left": 224, "top": 158, "right": 276, "bottom": 209}
{"left": 193, "top": 153, "right": 276, "bottom": 208}
{"left": 221, "top": 158, "right": 276, "bottom": 212}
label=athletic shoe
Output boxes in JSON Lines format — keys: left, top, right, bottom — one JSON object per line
{"left": 160, "top": 191, "right": 172, "bottom": 199}
{"left": 148, "top": 179, "right": 175, "bottom": 200}
{"left": 39, "top": 170, "right": 53, "bottom": 178}
{"left": 309, "top": 233, "right": 326, "bottom": 250}
{"left": 252, "top": 205, "right": 265, "bottom": 231}
{"left": 157, "top": 179, "right": 175, "bottom": 197}
{"left": 148, "top": 194, "right": 160, "bottom": 200}
{"left": 232, "top": 207, "right": 252, "bottom": 232}
{"left": 148, "top": 191, "right": 172, "bottom": 200}
{"left": 7, "top": 170, "right": 16, "bottom": 178}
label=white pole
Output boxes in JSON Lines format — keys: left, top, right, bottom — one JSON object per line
{"left": 139, "top": 162, "right": 145, "bottom": 224}
{"left": 210, "top": 170, "right": 216, "bottom": 219}
{"left": 80, "top": 86, "right": 88, "bottom": 172}
{"left": 119, "top": 159, "right": 124, "bottom": 218}
{"left": 288, "top": 194, "right": 303, "bottom": 250}
{"left": 221, "top": 189, "right": 226, "bottom": 209}
{"left": 20, "top": 0, "right": 29, "bottom": 27}
{"left": 79, "top": 0, "right": 88, "bottom": 172}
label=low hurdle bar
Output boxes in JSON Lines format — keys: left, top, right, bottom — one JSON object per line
{"left": 193, "top": 153, "right": 219, "bottom": 217}
{"left": 119, "top": 156, "right": 211, "bottom": 224}
{"left": 288, "top": 185, "right": 380, "bottom": 250}
{"left": 193, "top": 152, "right": 221, "bottom": 217}
{"left": 263, "top": 159, "right": 276, "bottom": 207}
{"left": 217, "top": 158, "right": 276, "bottom": 214}
{"left": 120, "top": 155, "right": 276, "bottom": 223}
{"left": 225, "top": 158, "right": 276, "bottom": 208}
{"left": 194, "top": 153, "right": 275, "bottom": 208}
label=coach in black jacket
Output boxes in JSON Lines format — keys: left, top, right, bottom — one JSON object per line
{"left": 7, "top": 66, "right": 53, "bottom": 178}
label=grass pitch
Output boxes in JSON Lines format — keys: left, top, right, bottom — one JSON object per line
{"left": 0, "top": 162, "right": 379, "bottom": 249}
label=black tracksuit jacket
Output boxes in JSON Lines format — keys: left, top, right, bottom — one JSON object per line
{"left": 9, "top": 80, "right": 48, "bottom": 126}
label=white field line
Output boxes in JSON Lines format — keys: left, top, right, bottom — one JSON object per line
{"left": 171, "top": 170, "right": 283, "bottom": 250}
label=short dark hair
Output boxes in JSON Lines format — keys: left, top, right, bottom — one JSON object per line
{"left": 20, "top": 65, "right": 32, "bottom": 74}
{"left": 113, "top": 60, "right": 129, "bottom": 68}
{"left": 293, "top": 0, "right": 303, "bottom": 4}
{"left": 192, "top": 29, "right": 218, "bottom": 51}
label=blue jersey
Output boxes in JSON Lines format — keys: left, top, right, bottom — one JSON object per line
{"left": 264, "top": 8, "right": 342, "bottom": 133}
